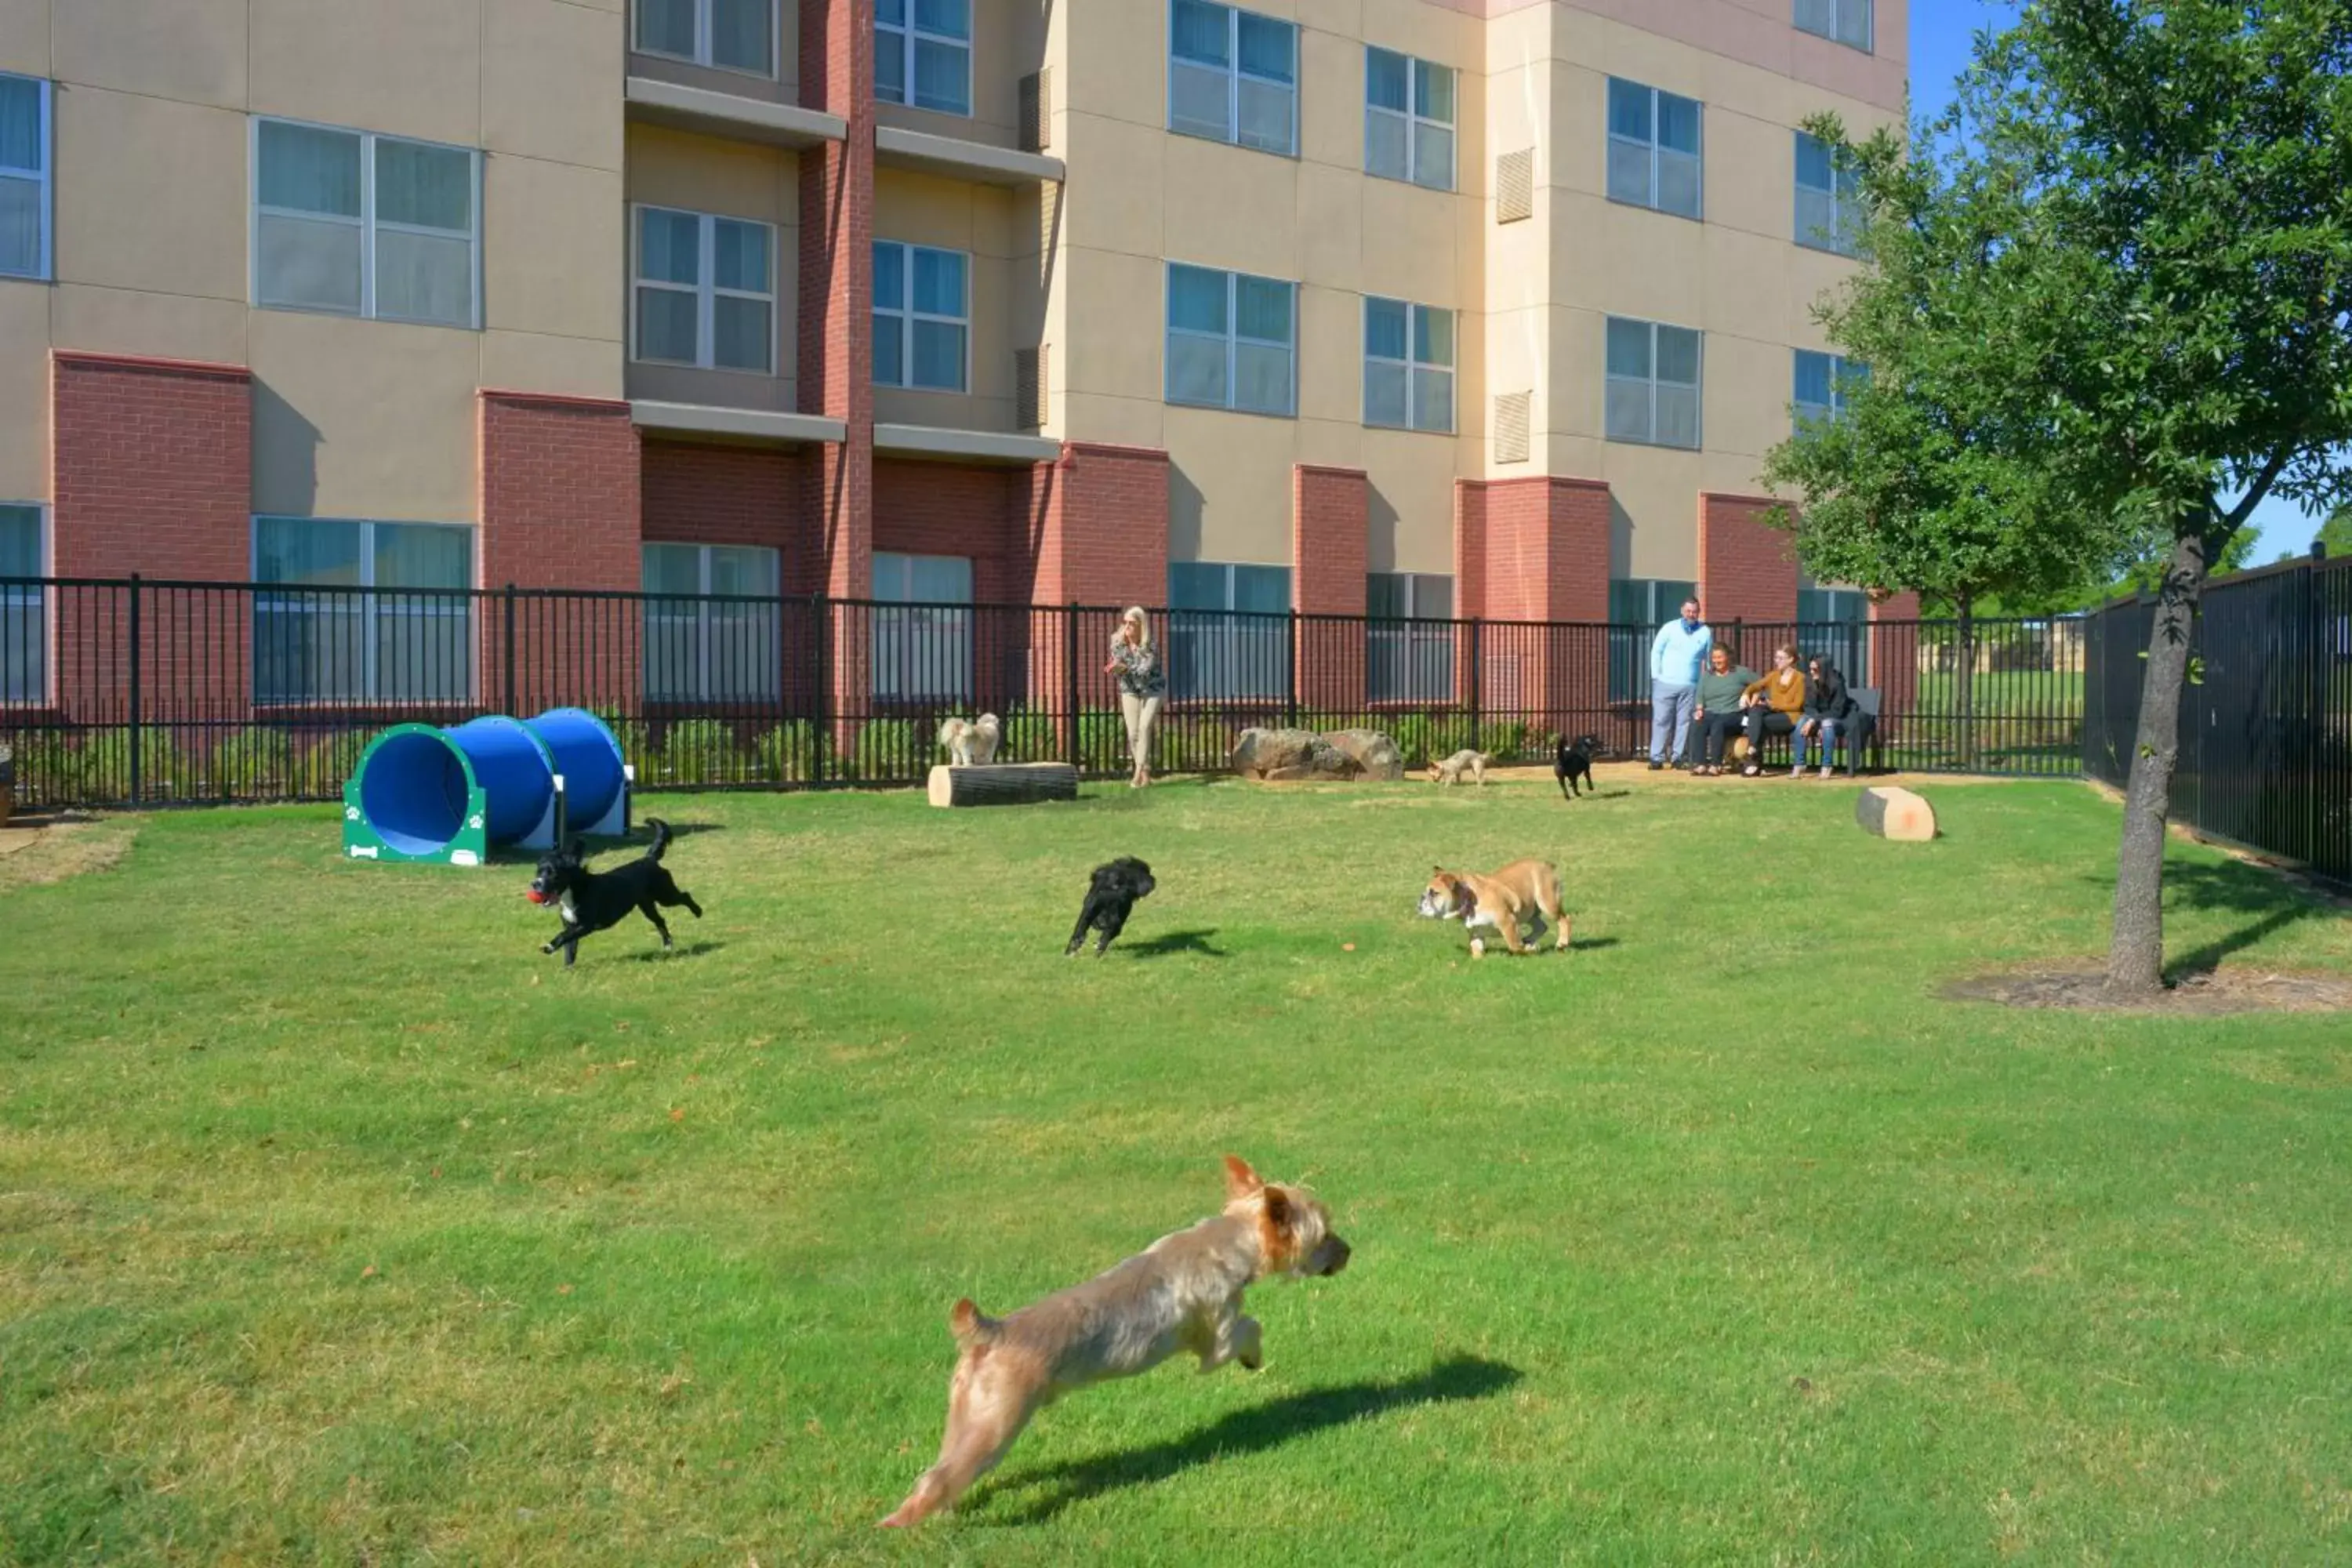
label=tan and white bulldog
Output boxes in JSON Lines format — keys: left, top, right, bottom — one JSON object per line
{"left": 1416, "top": 861, "right": 1572, "bottom": 957}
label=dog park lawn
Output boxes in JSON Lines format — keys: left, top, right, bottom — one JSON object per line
{"left": 2, "top": 775, "right": 2348, "bottom": 1565}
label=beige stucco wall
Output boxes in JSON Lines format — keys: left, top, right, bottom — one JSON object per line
{"left": 0, "top": 0, "right": 628, "bottom": 517}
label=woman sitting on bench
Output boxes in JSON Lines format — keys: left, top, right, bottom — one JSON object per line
{"left": 1691, "top": 643, "right": 1759, "bottom": 775}
{"left": 1738, "top": 644, "right": 1806, "bottom": 776}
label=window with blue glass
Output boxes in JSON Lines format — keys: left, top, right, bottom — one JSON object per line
{"left": 877, "top": 0, "right": 971, "bottom": 115}
{"left": 1364, "top": 299, "right": 1454, "bottom": 433}
{"left": 252, "top": 518, "right": 475, "bottom": 704}
{"left": 1606, "top": 78, "right": 1701, "bottom": 220}
{"left": 1365, "top": 47, "right": 1454, "bottom": 189}
{"left": 1170, "top": 0, "right": 1298, "bottom": 156}
{"left": 1166, "top": 263, "right": 1295, "bottom": 416}
{"left": 1795, "top": 0, "right": 1872, "bottom": 54}
{"left": 0, "top": 72, "right": 50, "bottom": 281}
{"left": 1794, "top": 349, "right": 1866, "bottom": 430}
{"left": 873, "top": 241, "right": 969, "bottom": 393}
{"left": 0, "top": 503, "right": 44, "bottom": 705}
{"left": 1167, "top": 561, "right": 1291, "bottom": 699}
{"left": 1367, "top": 572, "right": 1454, "bottom": 702}
{"left": 636, "top": 0, "right": 775, "bottom": 76}
{"left": 1795, "top": 130, "right": 1864, "bottom": 255}
{"left": 1608, "top": 577, "right": 1698, "bottom": 702}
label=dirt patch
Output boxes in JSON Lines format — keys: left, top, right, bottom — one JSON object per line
{"left": 0, "top": 815, "right": 137, "bottom": 891}
{"left": 1944, "top": 965, "right": 2352, "bottom": 1015}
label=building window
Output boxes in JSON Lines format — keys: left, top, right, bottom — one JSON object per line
{"left": 1367, "top": 572, "right": 1453, "bottom": 702}
{"left": 1363, "top": 299, "right": 1454, "bottom": 434}
{"left": 1365, "top": 47, "right": 1454, "bottom": 190}
{"left": 872, "top": 551, "right": 973, "bottom": 701}
{"left": 1605, "top": 318, "right": 1702, "bottom": 449}
{"left": 1, "top": 504, "right": 45, "bottom": 705}
{"left": 1167, "top": 561, "right": 1290, "bottom": 699}
{"left": 873, "top": 241, "right": 969, "bottom": 393}
{"left": 1608, "top": 577, "right": 1698, "bottom": 702}
{"left": 633, "top": 205, "right": 775, "bottom": 373}
{"left": 1794, "top": 350, "right": 1867, "bottom": 430}
{"left": 1166, "top": 263, "right": 1295, "bottom": 417}
{"left": 252, "top": 118, "right": 480, "bottom": 328}
{"left": 1169, "top": 1, "right": 1298, "bottom": 158}
{"left": 1606, "top": 78, "right": 1702, "bottom": 220}
{"left": 877, "top": 0, "right": 972, "bottom": 116}
{"left": 1795, "top": 0, "right": 1873, "bottom": 53}
{"left": 252, "top": 518, "right": 474, "bottom": 705}
{"left": 635, "top": 0, "right": 775, "bottom": 76}
{"left": 643, "top": 543, "right": 782, "bottom": 702}
{"left": 1795, "top": 131, "right": 1864, "bottom": 256}
{"left": 1798, "top": 585, "right": 1870, "bottom": 683}
{"left": 0, "top": 73, "right": 51, "bottom": 281}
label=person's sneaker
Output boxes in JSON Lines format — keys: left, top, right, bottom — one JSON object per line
{"left": 1647, "top": 760, "right": 1664, "bottom": 771}
{"left": 1819, "top": 764, "right": 1835, "bottom": 779}
{"left": 1789, "top": 764, "right": 1805, "bottom": 778}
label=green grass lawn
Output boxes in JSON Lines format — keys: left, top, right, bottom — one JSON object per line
{"left": 3, "top": 777, "right": 2348, "bottom": 1565}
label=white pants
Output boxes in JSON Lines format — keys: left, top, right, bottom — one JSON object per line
{"left": 1120, "top": 691, "right": 1163, "bottom": 772}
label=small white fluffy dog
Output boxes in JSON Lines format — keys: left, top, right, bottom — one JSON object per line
{"left": 937, "top": 713, "right": 1003, "bottom": 767}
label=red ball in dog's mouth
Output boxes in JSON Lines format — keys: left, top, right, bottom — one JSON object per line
{"left": 525, "top": 889, "right": 547, "bottom": 904}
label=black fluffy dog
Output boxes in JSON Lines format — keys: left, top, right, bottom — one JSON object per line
{"left": 1065, "top": 857, "right": 1156, "bottom": 957}
{"left": 1554, "top": 734, "right": 1601, "bottom": 800}
{"left": 526, "top": 817, "right": 702, "bottom": 967}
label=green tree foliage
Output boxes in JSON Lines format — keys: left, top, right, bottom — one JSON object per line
{"left": 2319, "top": 506, "right": 2352, "bottom": 558}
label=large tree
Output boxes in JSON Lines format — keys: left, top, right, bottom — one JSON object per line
{"left": 1795, "top": 2, "right": 2352, "bottom": 994}
{"left": 1759, "top": 113, "right": 2131, "bottom": 764}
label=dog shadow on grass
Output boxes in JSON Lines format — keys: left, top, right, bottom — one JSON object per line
{"left": 1123, "top": 928, "right": 1229, "bottom": 959}
{"left": 982, "top": 1354, "right": 1523, "bottom": 1523}
{"left": 626, "top": 939, "right": 726, "bottom": 962}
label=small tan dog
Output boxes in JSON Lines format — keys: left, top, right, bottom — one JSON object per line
{"left": 1417, "top": 861, "right": 1573, "bottom": 957}
{"left": 936, "top": 713, "right": 1002, "bottom": 767}
{"left": 1428, "top": 748, "right": 1491, "bottom": 786}
{"left": 878, "top": 1155, "right": 1350, "bottom": 1527}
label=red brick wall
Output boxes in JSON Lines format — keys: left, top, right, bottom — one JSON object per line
{"left": 50, "top": 352, "right": 255, "bottom": 728}
{"left": 873, "top": 458, "right": 1020, "bottom": 603}
{"left": 1454, "top": 474, "right": 1611, "bottom": 728}
{"left": 480, "top": 391, "right": 643, "bottom": 710}
{"left": 1698, "top": 492, "right": 1799, "bottom": 629}
{"left": 798, "top": 0, "right": 874, "bottom": 622}
{"left": 1024, "top": 441, "right": 1168, "bottom": 608}
{"left": 641, "top": 440, "right": 818, "bottom": 587}
{"left": 1292, "top": 465, "right": 1368, "bottom": 709}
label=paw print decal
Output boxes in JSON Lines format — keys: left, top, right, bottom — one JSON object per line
{"left": 467, "top": 813, "right": 485, "bottom": 831}
{"left": 345, "top": 805, "right": 361, "bottom": 821}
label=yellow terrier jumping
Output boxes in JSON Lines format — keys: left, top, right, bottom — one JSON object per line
{"left": 1417, "top": 860, "right": 1573, "bottom": 957}
{"left": 878, "top": 1155, "right": 1350, "bottom": 1527}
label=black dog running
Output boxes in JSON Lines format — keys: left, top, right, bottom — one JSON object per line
{"left": 526, "top": 818, "right": 703, "bottom": 967}
{"left": 1066, "top": 857, "right": 1155, "bottom": 957}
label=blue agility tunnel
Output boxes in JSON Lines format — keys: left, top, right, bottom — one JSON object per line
{"left": 343, "top": 708, "right": 633, "bottom": 866}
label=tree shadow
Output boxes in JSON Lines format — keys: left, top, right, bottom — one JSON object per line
{"left": 978, "top": 1354, "right": 1522, "bottom": 1523}
{"left": 1123, "top": 928, "right": 1229, "bottom": 959}
{"left": 2082, "top": 859, "right": 2336, "bottom": 980}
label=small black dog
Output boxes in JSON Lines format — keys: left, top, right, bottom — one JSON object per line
{"left": 1065, "top": 857, "right": 1156, "bottom": 957}
{"left": 1554, "top": 734, "right": 1601, "bottom": 800}
{"left": 526, "top": 817, "right": 702, "bottom": 967}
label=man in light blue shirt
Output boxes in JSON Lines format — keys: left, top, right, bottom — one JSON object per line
{"left": 1648, "top": 597, "right": 1711, "bottom": 768}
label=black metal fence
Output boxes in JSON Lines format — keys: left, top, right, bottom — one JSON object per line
{"left": 1, "top": 573, "right": 2092, "bottom": 810}
{"left": 2084, "top": 551, "right": 2352, "bottom": 884}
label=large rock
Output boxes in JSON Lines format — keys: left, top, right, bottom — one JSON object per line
{"left": 1228, "top": 727, "right": 1403, "bottom": 782}
{"left": 1322, "top": 728, "right": 1405, "bottom": 782}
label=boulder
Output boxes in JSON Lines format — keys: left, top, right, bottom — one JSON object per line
{"left": 1321, "top": 728, "right": 1405, "bottom": 782}
{"left": 1228, "top": 727, "right": 1404, "bottom": 782}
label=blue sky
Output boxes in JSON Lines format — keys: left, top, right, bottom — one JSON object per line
{"left": 1907, "top": 2, "right": 2326, "bottom": 558}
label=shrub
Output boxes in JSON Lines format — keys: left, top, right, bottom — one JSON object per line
{"left": 1004, "top": 711, "right": 1060, "bottom": 764}
{"left": 656, "top": 720, "right": 742, "bottom": 786}
{"left": 850, "top": 719, "right": 918, "bottom": 782}
{"left": 751, "top": 720, "right": 819, "bottom": 783}
{"left": 71, "top": 728, "right": 187, "bottom": 804}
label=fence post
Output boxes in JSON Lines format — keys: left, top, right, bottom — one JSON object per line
{"left": 1064, "top": 602, "right": 1080, "bottom": 765}
{"left": 1467, "top": 616, "right": 1483, "bottom": 752}
{"left": 502, "top": 583, "right": 517, "bottom": 718}
{"left": 813, "top": 595, "right": 832, "bottom": 786}
{"left": 126, "top": 574, "right": 143, "bottom": 807}
{"left": 1286, "top": 611, "right": 1301, "bottom": 729}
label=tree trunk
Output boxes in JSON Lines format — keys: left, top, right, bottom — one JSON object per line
{"left": 2107, "top": 528, "right": 2211, "bottom": 994}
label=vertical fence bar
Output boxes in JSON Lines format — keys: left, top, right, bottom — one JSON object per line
{"left": 1064, "top": 601, "right": 1080, "bottom": 767}
{"left": 1467, "top": 617, "right": 1483, "bottom": 753}
{"left": 126, "top": 574, "right": 143, "bottom": 807}
{"left": 813, "top": 593, "right": 831, "bottom": 786}
{"left": 503, "top": 583, "right": 517, "bottom": 719}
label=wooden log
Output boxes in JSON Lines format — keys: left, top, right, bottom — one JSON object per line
{"left": 927, "top": 761, "right": 1080, "bottom": 808}
{"left": 1855, "top": 785, "right": 1936, "bottom": 841}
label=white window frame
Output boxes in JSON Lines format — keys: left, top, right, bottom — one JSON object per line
{"left": 0, "top": 503, "right": 48, "bottom": 706}
{"left": 1166, "top": 561, "right": 1291, "bottom": 700}
{"left": 1606, "top": 78, "right": 1704, "bottom": 221}
{"left": 630, "top": 204, "right": 777, "bottom": 375}
{"left": 0, "top": 73, "right": 52, "bottom": 282}
{"left": 871, "top": 550, "right": 975, "bottom": 703}
{"left": 1164, "top": 263, "right": 1298, "bottom": 418}
{"left": 1795, "top": 0, "right": 1874, "bottom": 55}
{"left": 1363, "top": 297, "right": 1454, "bottom": 434}
{"left": 250, "top": 517, "right": 477, "bottom": 706}
{"left": 1794, "top": 349, "right": 1864, "bottom": 430}
{"left": 872, "top": 239, "right": 971, "bottom": 393}
{"left": 1366, "top": 570, "right": 1454, "bottom": 703}
{"left": 1794, "top": 130, "right": 1864, "bottom": 256}
{"left": 1604, "top": 317, "right": 1704, "bottom": 451}
{"left": 877, "top": 0, "right": 973, "bottom": 117}
{"left": 633, "top": 0, "right": 780, "bottom": 78}
{"left": 249, "top": 117, "right": 483, "bottom": 328}
{"left": 1167, "top": 0, "right": 1300, "bottom": 158}
{"left": 1363, "top": 46, "right": 1456, "bottom": 191}
{"left": 642, "top": 541, "right": 783, "bottom": 703}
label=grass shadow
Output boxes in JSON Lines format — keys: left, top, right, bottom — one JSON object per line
{"left": 1123, "top": 929, "right": 1229, "bottom": 959}
{"left": 2154, "top": 860, "right": 2334, "bottom": 979}
{"left": 1567, "top": 936, "right": 1621, "bottom": 952}
{"left": 626, "top": 939, "right": 726, "bottom": 963}
{"left": 982, "top": 1354, "right": 1521, "bottom": 1523}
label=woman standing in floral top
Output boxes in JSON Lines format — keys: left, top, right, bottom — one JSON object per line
{"left": 1104, "top": 605, "right": 1167, "bottom": 788}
